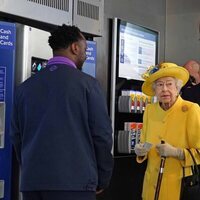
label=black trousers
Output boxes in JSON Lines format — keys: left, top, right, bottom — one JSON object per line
{"left": 22, "top": 191, "right": 96, "bottom": 200}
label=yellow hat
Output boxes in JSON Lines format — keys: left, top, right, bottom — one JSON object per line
{"left": 141, "top": 62, "right": 189, "bottom": 96}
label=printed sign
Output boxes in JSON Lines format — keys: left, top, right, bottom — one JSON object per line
{"left": 82, "top": 40, "right": 96, "bottom": 77}
{"left": 0, "top": 22, "right": 15, "bottom": 50}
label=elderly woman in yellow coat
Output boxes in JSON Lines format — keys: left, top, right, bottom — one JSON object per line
{"left": 134, "top": 62, "right": 200, "bottom": 200}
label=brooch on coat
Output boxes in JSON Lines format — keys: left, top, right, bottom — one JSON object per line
{"left": 182, "top": 105, "right": 188, "bottom": 112}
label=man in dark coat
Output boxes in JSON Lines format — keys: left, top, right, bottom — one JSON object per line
{"left": 10, "top": 24, "right": 113, "bottom": 200}
{"left": 181, "top": 60, "right": 200, "bottom": 105}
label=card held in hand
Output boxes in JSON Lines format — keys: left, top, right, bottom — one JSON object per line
{"left": 143, "top": 142, "right": 152, "bottom": 151}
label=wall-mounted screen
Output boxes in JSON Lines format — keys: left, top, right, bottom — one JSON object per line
{"left": 118, "top": 19, "right": 159, "bottom": 81}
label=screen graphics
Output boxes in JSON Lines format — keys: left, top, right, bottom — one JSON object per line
{"left": 118, "top": 20, "right": 159, "bottom": 81}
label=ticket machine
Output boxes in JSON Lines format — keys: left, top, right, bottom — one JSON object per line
{"left": 0, "top": 22, "right": 52, "bottom": 200}
{"left": 0, "top": 22, "right": 97, "bottom": 199}
{"left": 15, "top": 24, "right": 52, "bottom": 84}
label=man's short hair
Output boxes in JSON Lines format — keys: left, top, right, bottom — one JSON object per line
{"left": 48, "top": 24, "right": 83, "bottom": 51}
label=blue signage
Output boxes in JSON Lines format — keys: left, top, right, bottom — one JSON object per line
{"left": 120, "top": 24, "right": 157, "bottom": 42}
{"left": 0, "top": 23, "right": 15, "bottom": 50}
{"left": 0, "top": 21, "right": 16, "bottom": 200}
{"left": 82, "top": 40, "right": 96, "bottom": 77}
{"left": 85, "top": 40, "right": 96, "bottom": 64}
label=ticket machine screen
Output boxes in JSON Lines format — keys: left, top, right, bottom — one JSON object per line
{"left": 31, "top": 57, "right": 48, "bottom": 75}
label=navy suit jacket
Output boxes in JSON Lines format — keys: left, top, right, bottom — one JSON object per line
{"left": 10, "top": 64, "right": 113, "bottom": 191}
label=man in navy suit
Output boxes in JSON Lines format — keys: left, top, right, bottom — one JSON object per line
{"left": 10, "top": 24, "right": 113, "bottom": 200}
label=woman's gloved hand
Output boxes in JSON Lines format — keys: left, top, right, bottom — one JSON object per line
{"left": 134, "top": 143, "right": 149, "bottom": 157}
{"left": 156, "top": 142, "right": 184, "bottom": 160}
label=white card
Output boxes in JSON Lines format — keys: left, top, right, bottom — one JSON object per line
{"left": 143, "top": 142, "right": 152, "bottom": 151}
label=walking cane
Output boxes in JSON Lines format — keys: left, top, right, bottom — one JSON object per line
{"left": 154, "top": 140, "right": 166, "bottom": 200}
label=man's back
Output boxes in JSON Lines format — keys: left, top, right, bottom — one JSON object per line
{"left": 10, "top": 24, "right": 113, "bottom": 200}
{"left": 11, "top": 63, "right": 113, "bottom": 191}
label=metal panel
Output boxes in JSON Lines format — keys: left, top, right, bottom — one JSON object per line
{"left": 73, "top": 0, "right": 104, "bottom": 36}
{"left": 0, "top": 0, "right": 72, "bottom": 26}
{"left": 15, "top": 24, "right": 52, "bottom": 85}
{"left": 110, "top": 18, "right": 118, "bottom": 155}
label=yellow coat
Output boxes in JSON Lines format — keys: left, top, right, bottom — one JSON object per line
{"left": 137, "top": 96, "right": 200, "bottom": 200}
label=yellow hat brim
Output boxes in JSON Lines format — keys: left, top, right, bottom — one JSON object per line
{"left": 142, "top": 66, "right": 189, "bottom": 96}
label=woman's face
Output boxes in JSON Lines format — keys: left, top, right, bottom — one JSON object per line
{"left": 154, "top": 76, "right": 178, "bottom": 105}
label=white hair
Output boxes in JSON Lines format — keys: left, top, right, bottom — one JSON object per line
{"left": 152, "top": 77, "right": 183, "bottom": 94}
{"left": 175, "top": 78, "right": 183, "bottom": 93}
